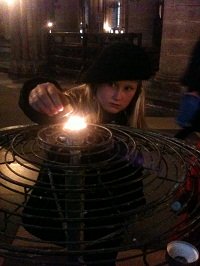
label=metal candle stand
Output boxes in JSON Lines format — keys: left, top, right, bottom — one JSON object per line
{"left": 0, "top": 123, "right": 199, "bottom": 265}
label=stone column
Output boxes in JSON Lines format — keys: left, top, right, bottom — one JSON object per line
{"left": 147, "top": 0, "right": 200, "bottom": 116}
{"left": 156, "top": 0, "right": 200, "bottom": 82}
{"left": 9, "top": 0, "right": 51, "bottom": 77}
{"left": 88, "top": 0, "right": 104, "bottom": 32}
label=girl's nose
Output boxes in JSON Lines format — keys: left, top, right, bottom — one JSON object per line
{"left": 113, "top": 88, "right": 122, "bottom": 100}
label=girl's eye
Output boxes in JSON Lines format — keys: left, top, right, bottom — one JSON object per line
{"left": 109, "top": 82, "right": 116, "bottom": 88}
{"left": 124, "top": 86, "right": 134, "bottom": 91}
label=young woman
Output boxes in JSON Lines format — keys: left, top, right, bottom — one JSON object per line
{"left": 19, "top": 42, "right": 152, "bottom": 128}
{"left": 19, "top": 42, "right": 152, "bottom": 266}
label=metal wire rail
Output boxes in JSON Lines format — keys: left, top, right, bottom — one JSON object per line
{"left": 0, "top": 124, "right": 199, "bottom": 265}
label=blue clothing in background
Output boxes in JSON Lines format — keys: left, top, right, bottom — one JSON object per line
{"left": 176, "top": 94, "right": 200, "bottom": 128}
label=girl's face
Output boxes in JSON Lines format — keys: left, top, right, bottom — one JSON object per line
{"left": 96, "top": 80, "right": 138, "bottom": 114}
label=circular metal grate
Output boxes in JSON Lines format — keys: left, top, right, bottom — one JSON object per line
{"left": 0, "top": 124, "right": 199, "bottom": 265}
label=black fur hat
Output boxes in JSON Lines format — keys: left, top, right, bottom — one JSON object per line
{"left": 80, "top": 42, "right": 153, "bottom": 83}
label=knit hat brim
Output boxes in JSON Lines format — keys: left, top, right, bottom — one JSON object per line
{"left": 80, "top": 42, "right": 153, "bottom": 83}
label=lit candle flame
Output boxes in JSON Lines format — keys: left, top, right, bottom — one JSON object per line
{"left": 6, "top": 0, "right": 14, "bottom": 5}
{"left": 47, "top": 22, "right": 53, "bottom": 28}
{"left": 63, "top": 115, "right": 87, "bottom": 131}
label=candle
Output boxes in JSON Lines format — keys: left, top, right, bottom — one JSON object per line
{"left": 58, "top": 115, "right": 87, "bottom": 147}
{"left": 62, "top": 115, "right": 87, "bottom": 253}
{"left": 63, "top": 115, "right": 87, "bottom": 131}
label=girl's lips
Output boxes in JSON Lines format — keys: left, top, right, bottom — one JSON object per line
{"left": 109, "top": 103, "right": 121, "bottom": 108}
{"left": 107, "top": 102, "right": 122, "bottom": 112}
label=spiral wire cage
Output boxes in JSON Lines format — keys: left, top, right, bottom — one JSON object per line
{"left": 0, "top": 123, "right": 199, "bottom": 265}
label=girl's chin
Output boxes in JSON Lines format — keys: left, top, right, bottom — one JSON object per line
{"left": 105, "top": 106, "right": 122, "bottom": 114}
{"left": 106, "top": 109, "right": 121, "bottom": 114}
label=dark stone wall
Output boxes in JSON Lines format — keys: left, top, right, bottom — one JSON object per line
{"left": 150, "top": 0, "right": 200, "bottom": 116}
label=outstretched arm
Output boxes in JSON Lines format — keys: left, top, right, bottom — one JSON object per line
{"left": 19, "top": 77, "right": 71, "bottom": 124}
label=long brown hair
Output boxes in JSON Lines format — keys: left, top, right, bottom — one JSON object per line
{"left": 85, "top": 82, "right": 147, "bottom": 128}
{"left": 126, "top": 82, "right": 147, "bottom": 128}
{"left": 66, "top": 82, "right": 146, "bottom": 128}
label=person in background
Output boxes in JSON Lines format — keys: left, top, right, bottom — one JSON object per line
{"left": 19, "top": 42, "right": 153, "bottom": 266}
{"left": 175, "top": 38, "right": 200, "bottom": 139}
{"left": 174, "top": 38, "right": 200, "bottom": 251}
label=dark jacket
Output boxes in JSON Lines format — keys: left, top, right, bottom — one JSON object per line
{"left": 175, "top": 39, "right": 200, "bottom": 139}
{"left": 181, "top": 39, "right": 200, "bottom": 92}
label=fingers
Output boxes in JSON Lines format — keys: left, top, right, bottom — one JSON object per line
{"left": 29, "top": 83, "right": 64, "bottom": 116}
{"left": 46, "top": 84, "right": 64, "bottom": 112}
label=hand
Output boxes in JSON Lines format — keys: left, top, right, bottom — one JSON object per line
{"left": 29, "top": 82, "right": 66, "bottom": 116}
